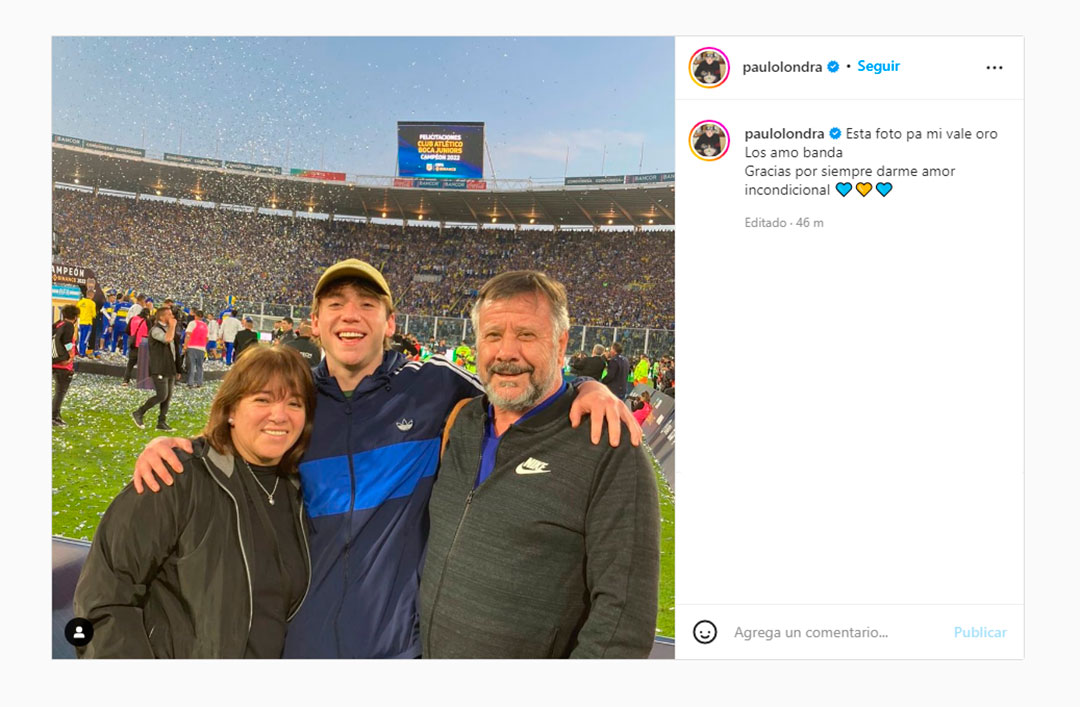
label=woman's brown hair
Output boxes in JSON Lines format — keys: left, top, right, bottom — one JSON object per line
{"left": 202, "top": 345, "right": 316, "bottom": 474}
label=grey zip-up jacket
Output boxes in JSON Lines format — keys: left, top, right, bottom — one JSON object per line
{"left": 420, "top": 387, "right": 660, "bottom": 658}
{"left": 73, "top": 438, "right": 310, "bottom": 658}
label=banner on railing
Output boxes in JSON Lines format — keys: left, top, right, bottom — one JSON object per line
{"left": 54, "top": 134, "right": 145, "bottom": 158}
{"left": 164, "top": 152, "right": 222, "bottom": 168}
{"left": 624, "top": 172, "right": 676, "bottom": 184}
{"left": 224, "top": 160, "right": 282, "bottom": 175}
{"left": 566, "top": 172, "right": 675, "bottom": 186}
{"left": 565, "top": 175, "right": 626, "bottom": 186}
{"left": 290, "top": 168, "right": 346, "bottom": 181}
{"left": 391, "top": 177, "right": 487, "bottom": 191}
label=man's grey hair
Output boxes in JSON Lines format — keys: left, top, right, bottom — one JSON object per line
{"left": 592, "top": 344, "right": 606, "bottom": 355}
{"left": 470, "top": 270, "right": 570, "bottom": 344}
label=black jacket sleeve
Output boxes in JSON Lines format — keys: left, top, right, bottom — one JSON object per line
{"left": 53, "top": 321, "right": 75, "bottom": 362}
{"left": 72, "top": 469, "right": 193, "bottom": 658}
{"left": 571, "top": 437, "right": 661, "bottom": 658}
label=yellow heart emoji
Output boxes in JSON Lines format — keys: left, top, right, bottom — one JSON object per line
{"left": 856, "top": 182, "right": 873, "bottom": 196}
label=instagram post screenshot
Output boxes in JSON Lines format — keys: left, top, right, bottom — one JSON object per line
{"left": 14, "top": 6, "right": 1078, "bottom": 705}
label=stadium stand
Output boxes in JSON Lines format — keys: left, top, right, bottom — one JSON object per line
{"left": 53, "top": 189, "right": 673, "bottom": 330}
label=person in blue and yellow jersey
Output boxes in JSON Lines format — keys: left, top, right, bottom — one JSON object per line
{"left": 101, "top": 291, "right": 118, "bottom": 354}
{"left": 114, "top": 293, "right": 132, "bottom": 355}
{"left": 218, "top": 295, "right": 237, "bottom": 323}
{"left": 76, "top": 285, "right": 97, "bottom": 357}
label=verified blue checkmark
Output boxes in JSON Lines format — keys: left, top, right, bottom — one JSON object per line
{"left": 829, "top": 127, "right": 842, "bottom": 139}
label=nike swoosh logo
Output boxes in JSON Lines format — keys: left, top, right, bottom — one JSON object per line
{"left": 515, "top": 458, "right": 551, "bottom": 475}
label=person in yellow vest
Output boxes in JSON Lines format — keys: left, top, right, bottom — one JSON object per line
{"left": 633, "top": 354, "right": 651, "bottom": 388}
{"left": 453, "top": 342, "right": 471, "bottom": 368}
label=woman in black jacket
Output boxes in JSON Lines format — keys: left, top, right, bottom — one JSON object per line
{"left": 74, "top": 345, "right": 316, "bottom": 658}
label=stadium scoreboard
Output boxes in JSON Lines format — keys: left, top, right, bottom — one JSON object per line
{"left": 397, "top": 121, "right": 484, "bottom": 179}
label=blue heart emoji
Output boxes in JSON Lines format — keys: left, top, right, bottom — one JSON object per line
{"left": 836, "top": 182, "right": 852, "bottom": 196}
{"left": 876, "top": 182, "right": 893, "bottom": 196}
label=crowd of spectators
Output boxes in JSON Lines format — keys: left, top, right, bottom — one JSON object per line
{"left": 53, "top": 188, "right": 674, "bottom": 330}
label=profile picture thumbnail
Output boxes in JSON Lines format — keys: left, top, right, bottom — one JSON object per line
{"left": 689, "top": 121, "right": 729, "bottom": 161}
{"left": 689, "top": 48, "right": 729, "bottom": 87}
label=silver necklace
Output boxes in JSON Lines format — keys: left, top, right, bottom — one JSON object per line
{"left": 241, "top": 458, "right": 280, "bottom": 505}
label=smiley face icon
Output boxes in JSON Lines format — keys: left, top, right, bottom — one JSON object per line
{"left": 693, "top": 619, "right": 717, "bottom": 644}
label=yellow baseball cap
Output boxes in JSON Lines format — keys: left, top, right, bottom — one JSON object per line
{"left": 311, "top": 259, "right": 393, "bottom": 312}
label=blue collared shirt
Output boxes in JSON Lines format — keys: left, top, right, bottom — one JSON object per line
{"left": 475, "top": 382, "right": 568, "bottom": 488}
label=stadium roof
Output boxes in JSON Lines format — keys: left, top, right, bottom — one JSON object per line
{"left": 52, "top": 145, "right": 675, "bottom": 228}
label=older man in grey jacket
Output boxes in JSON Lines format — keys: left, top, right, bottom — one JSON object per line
{"left": 420, "top": 270, "right": 659, "bottom": 659}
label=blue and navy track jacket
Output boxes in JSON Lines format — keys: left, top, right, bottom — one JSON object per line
{"left": 283, "top": 350, "right": 483, "bottom": 658}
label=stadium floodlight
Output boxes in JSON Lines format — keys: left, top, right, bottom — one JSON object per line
{"left": 381, "top": 212, "right": 387, "bottom": 218}
{"left": 529, "top": 218, "right": 535, "bottom": 224}
{"left": 648, "top": 219, "right": 654, "bottom": 225}
{"left": 418, "top": 214, "right": 424, "bottom": 220}
{"left": 73, "top": 178, "right": 79, "bottom": 184}
{"left": 308, "top": 206, "right": 314, "bottom": 212}
{"left": 491, "top": 217, "right": 497, "bottom": 223}
{"left": 155, "top": 190, "right": 162, "bottom": 196}
{"left": 607, "top": 219, "right": 613, "bottom": 225}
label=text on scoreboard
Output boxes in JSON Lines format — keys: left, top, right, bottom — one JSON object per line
{"left": 397, "top": 121, "right": 484, "bottom": 179}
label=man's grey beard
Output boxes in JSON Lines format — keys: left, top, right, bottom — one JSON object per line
{"left": 483, "top": 360, "right": 560, "bottom": 413}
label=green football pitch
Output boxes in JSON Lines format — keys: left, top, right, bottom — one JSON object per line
{"left": 52, "top": 373, "right": 675, "bottom": 639}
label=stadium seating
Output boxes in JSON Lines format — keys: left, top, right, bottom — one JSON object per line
{"left": 53, "top": 189, "right": 673, "bottom": 330}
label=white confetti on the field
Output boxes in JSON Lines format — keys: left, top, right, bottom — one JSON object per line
{"left": 53, "top": 372, "right": 220, "bottom": 539}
